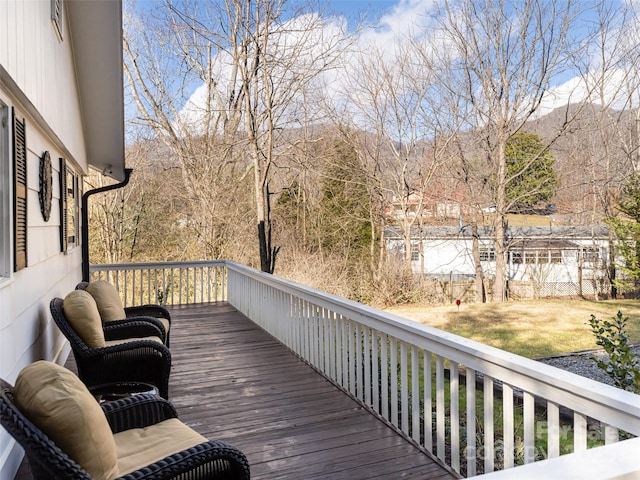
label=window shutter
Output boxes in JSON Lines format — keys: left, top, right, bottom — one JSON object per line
{"left": 76, "top": 174, "right": 81, "bottom": 246}
{"left": 51, "top": 0, "right": 64, "bottom": 41}
{"left": 60, "top": 158, "right": 68, "bottom": 252}
{"left": 12, "top": 109, "right": 27, "bottom": 271}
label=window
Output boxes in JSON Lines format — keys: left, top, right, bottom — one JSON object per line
{"left": 51, "top": 0, "right": 64, "bottom": 41}
{"left": 511, "top": 251, "right": 523, "bottom": 264}
{"left": 514, "top": 249, "right": 562, "bottom": 265}
{"left": 0, "top": 101, "right": 9, "bottom": 278}
{"left": 582, "top": 247, "right": 600, "bottom": 263}
{"left": 479, "top": 246, "right": 495, "bottom": 262}
{"left": 410, "top": 243, "right": 420, "bottom": 262}
{"left": 550, "top": 250, "right": 563, "bottom": 264}
{"left": 60, "top": 159, "right": 80, "bottom": 252}
{"left": 537, "top": 250, "right": 550, "bottom": 264}
{"left": 13, "top": 109, "right": 27, "bottom": 271}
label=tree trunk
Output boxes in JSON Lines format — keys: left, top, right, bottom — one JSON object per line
{"left": 257, "top": 183, "right": 279, "bottom": 273}
{"left": 471, "top": 221, "right": 486, "bottom": 303}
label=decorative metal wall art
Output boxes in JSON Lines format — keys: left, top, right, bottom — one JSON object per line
{"left": 39, "top": 151, "right": 53, "bottom": 221}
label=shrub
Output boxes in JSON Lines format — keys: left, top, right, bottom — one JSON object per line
{"left": 587, "top": 311, "right": 640, "bottom": 394}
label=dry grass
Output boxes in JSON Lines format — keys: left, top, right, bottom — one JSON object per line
{"left": 386, "top": 299, "right": 640, "bottom": 358}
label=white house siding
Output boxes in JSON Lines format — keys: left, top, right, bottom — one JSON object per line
{"left": 0, "top": 2, "right": 90, "bottom": 477}
{"left": 386, "top": 226, "right": 610, "bottom": 288}
{"left": 419, "top": 238, "right": 476, "bottom": 278}
{"left": 0, "top": 0, "right": 88, "bottom": 176}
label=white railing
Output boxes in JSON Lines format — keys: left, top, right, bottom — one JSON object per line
{"left": 90, "top": 260, "right": 640, "bottom": 478}
{"left": 89, "top": 260, "right": 226, "bottom": 306}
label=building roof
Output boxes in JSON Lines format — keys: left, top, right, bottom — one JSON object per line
{"left": 385, "top": 225, "right": 609, "bottom": 242}
{"left": 67, "top": 0, "right": 125, "bottom": 182}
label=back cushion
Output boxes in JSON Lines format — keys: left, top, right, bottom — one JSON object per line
{"left": 14, "top": 361, "right": 119, "bottom": 480}
{"left": 85, "top": 281, "right": 127, "bottom": 322}
{"left": 63, "top": 290, "right": 106, "bottom": 348}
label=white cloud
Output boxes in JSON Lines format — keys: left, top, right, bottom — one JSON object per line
{"left": 536, "top": 68, "right": 640, "bottom": 117}
{"left": 176, "top": 0, "right": 640, "bottom": 133}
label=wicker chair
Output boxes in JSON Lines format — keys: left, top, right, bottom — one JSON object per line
{"left": 77, "top": 281, "right": 172, "bottom": 346}
{"left": 50, "top": 297, "right": 171, "bottom": 398}
{"left": 0, "top": 378, "right": 250, "bottom": 479}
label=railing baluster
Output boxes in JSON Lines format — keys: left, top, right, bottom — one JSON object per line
{"left": 484, "top": 376, "right": 495, "bottom": 473}
{"left": 450, "top": 362, "right": 460, "bottom": 473}
{"left": 214, "top": 267, "right": 218, "bottom": 302}
{"left": 436, "top": 354, "right": 445, "bottom": 462}
{"left": 311, "top": 305, "right": 317, "bottom": 368}
{"left": 124, "top": 271, "right": 129, "bottom": 306}
{"left": 341, "top": 315, "right": 348, "bottom": 389}
{"left": 400, "top": 341, "right": 409, "bottom": 434}
{"left": 200, "top": 266, "right": 204, "bottom": 303}
{"left": 574, "top": 412, "right": 588, "bottom": 453}
{"left": 466, "top": 368, "right": 476, "bottom": 476}
{"left": 424, "top": 351, "right": 433, "bottom": 453}
{"left": 503, "top": 383, "right": 514, "bottom": 469}
{"left": 170, "top": 267, "right": 175, "bottom": 305}
{"left": 349, "top": 321, "right": 356, "bottom": 396}
{"left": 328, "top": 311, "right": 335, "bottom": 381}
{"left": 381, "top": 333, "right": 389, "bottom": 420}
{"left": 335, "top": 314, "right": 344, "bottom": 387}
{"left": 221, "top": 265, "right": 225, "bottom": 300}
{"left": 356, "top": 323, "right": 363, "bottom": 401}
{"left": 390, "top": 337, "right": 399, "bottom": 428}
{"left": 364, "top": 326, "right": 371, "bottom": 406}
{"left": 146, "top": 268, "right": 150, "bottom": 304}
{"left": 548, "top": 400, "right": 560, "bottom": 459}
{"left": 372, "top": 330, "right": 380, "bottom": 415}
{"left": 605, "top": 425, "right": 619, "bottom": 445}
{"left": 411, "top": 345, "right": 420, "bottom": 444}
{"left": 132, "top": 269, "right": 136, "bottom": 306}
{"left": 304, "top": 302, "right": 311, "bottom": 362}
{"left": 523, "top": 391, "right": 535, "bottom": 464}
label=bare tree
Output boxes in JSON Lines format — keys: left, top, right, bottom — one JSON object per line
{"left": 429, "top": 0, "right": 578, "bottom": 301}
{"left": 557, "top": 0, "right": 640, "bottom": 298}
{"left": 338, "top": 36, "right": 453, "bottom": 278}
{"left": 123, "top": 3, "right": 253, "bottom": 262}
{"left": 124, "top": 0, "right": 347, "bottom": 273}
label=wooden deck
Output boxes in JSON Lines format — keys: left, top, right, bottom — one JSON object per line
{"left": 15, "top": 302, "right": 456, "bottom": 479}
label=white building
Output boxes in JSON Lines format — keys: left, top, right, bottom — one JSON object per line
{"left": 386, "top": 225, "right": 610, "bottom": 297}
{"left": 0, "top": 1, "right": 125, "bottom": 477}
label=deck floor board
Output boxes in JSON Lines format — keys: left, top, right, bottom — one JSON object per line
{"left": 14, "top": 302, "right": 456, "bottom": 479}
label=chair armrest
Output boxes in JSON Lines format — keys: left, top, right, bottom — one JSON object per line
{"left": 102, "top": 394, "right": 178, "bottom": 433}
{"left": 95, "top": 339, "right": 170, "bottom": 358}
{"left": 125, "top": 304, "right": 171, "bottom": 322}
{"left": 118, "top": 440, "right": 250, "bottom": 480}
{"left": 82, "top": 340, "right": 171, "bottom": 398}
{"left": 103, "top": 318, "right": 166, "bottom": 342}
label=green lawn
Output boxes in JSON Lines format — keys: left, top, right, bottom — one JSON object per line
{"left": 386, "top": 299, "right": 640, "bottom": 358}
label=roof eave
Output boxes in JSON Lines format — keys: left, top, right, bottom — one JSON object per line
{"left": 66, "top": 0, "right": 125, "bottom": 182}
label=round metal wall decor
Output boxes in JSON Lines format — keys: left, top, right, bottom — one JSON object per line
{"left": 39, "top": 151, "right": 53, "bottom": 221}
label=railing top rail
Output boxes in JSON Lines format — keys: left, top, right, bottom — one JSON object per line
{"left": 224, "top": 261, "right": 640, "bottom": 433}
{"left": 89, "top": 260, "right": 226, "bottom": 272}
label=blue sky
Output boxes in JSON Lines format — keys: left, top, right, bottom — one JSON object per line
{"left": 126, "top": 0, "right": 640, "bottom": 135}
{"left": 327, "top": 0, "right": 397, "bottom": 16}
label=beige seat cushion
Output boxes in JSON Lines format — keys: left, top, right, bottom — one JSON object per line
{"left": 86, "top": 281, "right": 127, "bottom": 322}
{"left": 63, "top": 290, "right": 106, "bottom": 348}
{"left": 104, "top": 336, "right": 163, "bottom": 347}
{"left": 115, "top": 418, "right": 207, "bottom": 475}
{"left": 14, "top": 361, "right": 119, "bottom": 480}
{"left": 157, "top": 317, "right": 170, "bottom": 334}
